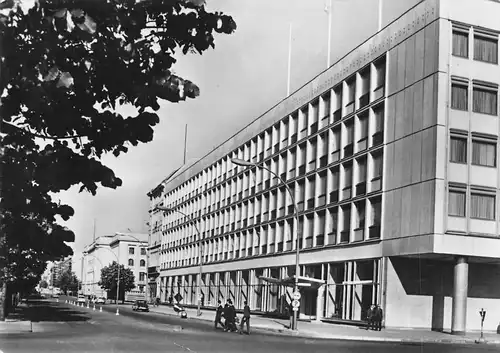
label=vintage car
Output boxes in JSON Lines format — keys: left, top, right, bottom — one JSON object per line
{"left": 132, "top": 300, "right": 149, "bottom": 312}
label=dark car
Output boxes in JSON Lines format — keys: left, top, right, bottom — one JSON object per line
{"left": 132, "top": 300, "right": 149, "bottom": 312}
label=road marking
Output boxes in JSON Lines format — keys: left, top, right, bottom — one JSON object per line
{"left": 173, "top": 342, "right": 197, "bottom": 353}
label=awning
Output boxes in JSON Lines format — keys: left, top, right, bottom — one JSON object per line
{"left": 258, "top": 275, "right": 325, "bottom": 288}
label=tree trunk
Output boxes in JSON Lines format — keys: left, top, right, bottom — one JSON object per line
{"left": 0, "top": 278, "right": 7, "bottom": 321}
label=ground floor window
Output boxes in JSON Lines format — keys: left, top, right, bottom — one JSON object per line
{"left": 161, "top": 258, "right": 381, "bottom": 321}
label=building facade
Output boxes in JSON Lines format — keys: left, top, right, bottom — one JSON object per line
{"left": 50, "top": 257, "right": 73, "bottom": 286}
{"left": 82, "top": 233, "right": 148, "bottom": 300}
{"left": 149, "top": 0, "right": 500, "bottom": 333}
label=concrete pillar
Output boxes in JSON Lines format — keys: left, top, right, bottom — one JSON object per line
{"left": 315, "top": 285, "right": 325, "bottom": 322}
{"left": 451, "top": 257, "right": 468, "bottom": 336}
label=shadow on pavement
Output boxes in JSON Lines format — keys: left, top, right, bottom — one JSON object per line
{"left": 25, "top": 299, "right": 91, "bottom": 323}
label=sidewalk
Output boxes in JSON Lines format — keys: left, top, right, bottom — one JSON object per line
{"left": 0, "top": 301, "right": 33, "bottom": 334}
{"left": 148, "top": 304, "right": 500, "bottom": 345}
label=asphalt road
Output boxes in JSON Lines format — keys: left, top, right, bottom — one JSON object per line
{"left": 0, "top": 298, "right": 497, "bottom": 353}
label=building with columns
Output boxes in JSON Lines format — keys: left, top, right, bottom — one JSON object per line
{"left": 82, "top": 232, "right": 148, "bottom": 300}
{"left": 149, "top": 0, "right": 500, "bottom": 334}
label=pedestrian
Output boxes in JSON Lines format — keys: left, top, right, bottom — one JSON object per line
{"left": 155, "top": 297, "right": 161, "bottom": 307}
{"left": 374, "top": 304, "right": 383, "bottom": 331}
{"left": 168, "top": 295, "right": 173, "bottom": 305}
{"left": 239, "top": 301, "right": 251, "bottom": 335}
{"left": 201, "top": 293, "right": 205, "bottom": 307}
{"left": 224, "top": 300, "right": 236, "bottom": 332}
{"left": 366, "top": 305, "right": 374, "bottom": 330}
{"left": 214, "top": 300, "right": 224, "bottom": 329}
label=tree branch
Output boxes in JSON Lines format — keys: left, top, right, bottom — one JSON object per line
{"left": 2, "top": 120, "right": 88, "bottom": 140}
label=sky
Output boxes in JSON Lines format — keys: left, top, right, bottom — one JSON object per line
{"left": 60, "top": 0, "right": 420, "bottom": 272}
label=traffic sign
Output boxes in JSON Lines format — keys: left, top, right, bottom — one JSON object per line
{"left": 292, "top": 306, "right": 299, "bottom": 312}
{"left": 174, "top": 293, "right": 183, "bottom": 303}
{"left": 293, "top": 291, "right": 301, "bottom": 300}
{"left": 292, "top": 299, "right": 300, "bottom": 308}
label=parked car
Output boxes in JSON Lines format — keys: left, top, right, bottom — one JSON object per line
{"left": 95, "top": 297, "right": 106, "bottom": 304}
{"left": 132, "top": 300, "right": 149, "bottom": 312}
{"left": 77, "top": 295, "right": 86, "bottom": 304}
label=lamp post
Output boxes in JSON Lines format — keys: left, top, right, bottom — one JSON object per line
{"left": 231, "top": 158, "right": 301, "bottom": 331}
{"left": 94, "top": 246, "right": 121, "bottom": 315}
{"left": 156, "top": 206, "right": 203, "bottom": 317}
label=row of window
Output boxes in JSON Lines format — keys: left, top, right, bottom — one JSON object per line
{"left": 161, "top": 197, "right": 382, "bottom": 269}
{"left": 451, "top": 79, "right": 498, "bottom": 116}
{"left": 161, "top": 56, "right": 387, "bottom": 208}
{"left": 448, "top": 185, "right": 496, "bottom": 220}
{"left": 129, "top": 247, "right": 147, "bottom": 255}
{"left": 162, "top": 150, "right": 383, "bottom": 237}
{"left": 452, "top": 25, "right": 498, "bottom": 64}
{"left": 161, "top": 103, "right": 385, "bottom": 226}
{"left": 128, "top": 258, "right": 147, "bottom": 267}
{"left": 450, "top": 131, "right": 497, "bottom": 167}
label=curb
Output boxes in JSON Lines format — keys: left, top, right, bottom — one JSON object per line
{"left": 149, "top": 309, "right": 500, "bottom": 345}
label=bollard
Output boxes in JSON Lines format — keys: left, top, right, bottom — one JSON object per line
{"left": 99, "top": 306, "right": 102, "bottom": 312}
{"left": 56, "top": 299, "right": 59, "bottom": 303}
{"left": 93, "top": 305, "right": 96, "bottom": 311}
{"left": 86, "top": 303, "right": 90, "bottom": 309}
{"left": 116, "top": 308, "right": 119, "bottom": 316}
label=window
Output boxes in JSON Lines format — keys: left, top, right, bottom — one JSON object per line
{"left": 448, "top": 189, "right": 466, "bottom": 217}
{"left": 452, "top": 29, "right": 469, "bottom": 58}
{"left": 470, "top": 192, "right": 495, "bottom": 220}
{"left": 374, "top": 57, "right": 386, "bottom": 98}
{"left": 472, "top": 140, "right": 496, "bottom": 167}
{"left": 128, "top": 259, "right": 134, "bottom": 266}
{"left": 451, "top": 83, "right": 468, "bottom": 111}
{"left": 473, "top": 86, "right": 498, "bottom": 115}
{"left": 141, "top": 248, "right": 146, "bottom": 255}
{"left": 129, "top": 247, "right": 135, "bottom": 255}
{"left": 140, "top": 259, "right": 146, "bottom": 267}
{"left": 474, "top": 33, "right": 498, "bottom": 64}
{"left": 450, "top": 135, "right": 467, "bottom": 163}
{"left": 139, "top": 272, "right": 146, "bottom": 281}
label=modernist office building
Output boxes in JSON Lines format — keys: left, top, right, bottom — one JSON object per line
{"left": 148, "top": 0, "right": 500, "bottom": 333}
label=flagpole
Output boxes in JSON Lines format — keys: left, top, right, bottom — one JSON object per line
{"left": 378, "top": 0, "right": 383, "bottom": 31}
{"left": 287, "top": 23, "right": 292, "bottom": 97}
{"left": 326, "top": 0, "right": 332, "bottom": 68}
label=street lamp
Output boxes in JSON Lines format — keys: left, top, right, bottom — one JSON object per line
{"left": 93, "top": 246, "right": 121, "bottom": 316}
{"left": 231, "top": 158, "right": 301, "bottom": 331}
{"left": 156, "top": 205, "right": 203, "bottom": 317}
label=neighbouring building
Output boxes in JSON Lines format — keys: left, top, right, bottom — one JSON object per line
{"left": 148, "top": 0, "right": 500, "bottom": 334}
{"left": 82, "top": 232, "right": 148, "bottom": 301}
{"left": 50, "top": 256, "right": 73, "bottom": 287}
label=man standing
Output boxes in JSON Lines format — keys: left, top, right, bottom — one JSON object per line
{"left": 224, "top": 299, "right": 236, "bottom": 332}
{"left": 214, "top": 300, "right": 224, "bottom": 329}
{"left": 374, "top": 304, "right": 383, "bottom": 331}
{"left": 366, "top": 305, "right": 374, "bottom": 330}
{"left": 239, "top": 301, "right": 251, "bottom": 335}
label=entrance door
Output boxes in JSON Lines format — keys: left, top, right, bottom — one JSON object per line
{"left": 301, "top": 288, "right": 317, "bottom": 320}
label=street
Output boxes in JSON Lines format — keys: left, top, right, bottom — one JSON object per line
{"left": 0, "top": 298, "right": 496, "bottom": 353}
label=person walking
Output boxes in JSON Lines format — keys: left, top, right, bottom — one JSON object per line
{"left": 214, "top": 300, "right": 224, "bottom": 329}
{"left": 239, "top": 301, "right": 251, "bottom": 335}
{"left": 373, "top": 304, "right": 383, "bottom": 331}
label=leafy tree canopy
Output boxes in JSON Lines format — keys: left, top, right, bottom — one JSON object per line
{"left": 0, "top": 0, "right": 236, "bottom": 315}
{"left": 98, "top": 261, "right": 135, "bottom": 294}
{"left": 55, "top": 268, "right": 79, "bottom": 293}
